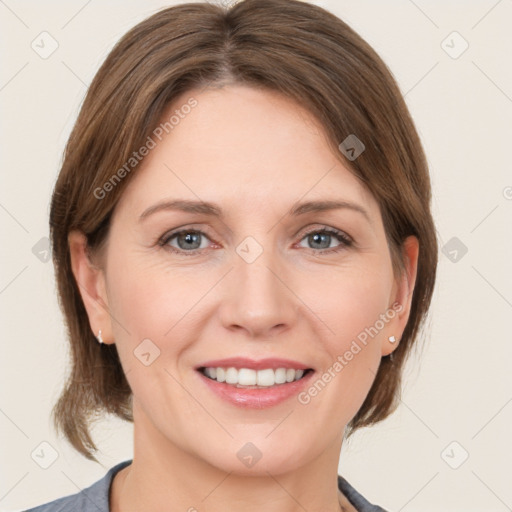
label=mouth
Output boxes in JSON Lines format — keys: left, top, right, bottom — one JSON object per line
{"left": 197, "top": 366, "right": 314, "bottom": 389}
{"left": 194, "top": 357, "right": 316, "bottom": 408}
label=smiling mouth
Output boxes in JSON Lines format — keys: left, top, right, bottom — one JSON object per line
{"left": 198, "top": 366, "right": 314, "bottom": 388}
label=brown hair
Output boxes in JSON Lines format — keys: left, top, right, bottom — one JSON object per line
{"left": 50, "top": 0, "right": 438, "bottom": 462}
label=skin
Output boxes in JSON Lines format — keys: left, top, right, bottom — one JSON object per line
{"left": 69, "top": 84, "right": 418, "bottom": 512}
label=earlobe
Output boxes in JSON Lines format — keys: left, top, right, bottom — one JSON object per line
{"left": 382, "top": 236, "right": 419, "bottom": 357}
{"left": 68, "top": 230, "right": 114, "bottom": 344}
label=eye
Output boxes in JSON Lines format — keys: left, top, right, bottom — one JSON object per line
{"left": 297, "top": 227, "right": 353, "bottom": 254}
{"left": 158, "top": 226, "right": 353, "bottom": 256}
{"left": 159, "top": 229, "right": 212, "bottom": 255}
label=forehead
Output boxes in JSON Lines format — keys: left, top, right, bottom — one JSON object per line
{"left": 116, "top": 84, "right": 377, "bottom": 219}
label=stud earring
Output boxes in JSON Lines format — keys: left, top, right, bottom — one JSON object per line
{"left": 388, "top": 335, "right": 397, "bottom": 343}
{"left": 97, "top": 329, "right": 104, "bottom": 344}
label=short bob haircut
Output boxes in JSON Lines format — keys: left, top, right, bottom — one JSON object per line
{"left": 50, "top": 0, "right": 438, "bottom": 462}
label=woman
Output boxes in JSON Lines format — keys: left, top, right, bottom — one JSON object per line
{"left": 26, "top": 0, "right": 437, "bottom": 510}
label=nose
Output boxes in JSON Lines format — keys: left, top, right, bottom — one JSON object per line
{"left": 218, "top": 242, "right": 299, "bottom": 339}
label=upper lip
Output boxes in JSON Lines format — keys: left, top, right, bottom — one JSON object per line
{"left": 196, "top": 357, "right": 312, "bottom": 371}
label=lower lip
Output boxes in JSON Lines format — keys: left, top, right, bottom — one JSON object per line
{"left": 196, "top": 370, "right": 315, "bottom": 409}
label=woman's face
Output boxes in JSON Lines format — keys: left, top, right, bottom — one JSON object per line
{"left": 77, "top": 84, "right": 417, "bottom": 475}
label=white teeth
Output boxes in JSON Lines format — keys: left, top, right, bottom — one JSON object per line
{"left": 257, "top": 369, "right": 275, "bottom": 386}
{"left": 204, "top": 367, "right": 217, "bottom": 379}
{"left": 238, "top": 368, "right": 257, "bottom": 386}
{"left": 275, "top": 368, "right": 287, "bottom": 384}
{"left": 225, "top": 367, "right": 238, "bottom": 384}
{"left": 201, "top": 366, "right": 308, "bottom": 386}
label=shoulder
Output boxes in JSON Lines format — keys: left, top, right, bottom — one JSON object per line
{"left": 338, "top": 475, "right": 389, "bottom": 512}
{"left": 24, "top": 460, "right": 133, "bottom": 512}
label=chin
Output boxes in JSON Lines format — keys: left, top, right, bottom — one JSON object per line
{"left": 198, "top": 437, "right": 310, "bottom": 477}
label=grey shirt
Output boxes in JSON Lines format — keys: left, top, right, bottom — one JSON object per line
{"left": 24, "top": 459, "right": 388, "bottom": 512}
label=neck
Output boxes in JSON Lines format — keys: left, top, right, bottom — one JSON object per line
{"left": 110, "top": 402, "right": 350, "bottom": 512}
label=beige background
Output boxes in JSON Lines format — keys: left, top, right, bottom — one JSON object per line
{"left": 1, "top": 1, "right": 511, "bottom": 511}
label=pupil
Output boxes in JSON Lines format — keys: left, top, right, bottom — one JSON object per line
{"left": 179, "top": 232, "right": 200, "bottom": 249}
{"left": 311, "top": 233, "right": 329, "bottom": 249}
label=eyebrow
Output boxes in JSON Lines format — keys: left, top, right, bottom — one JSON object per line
{"left": 139, "top": 199, "right": 371, "bottom": 223}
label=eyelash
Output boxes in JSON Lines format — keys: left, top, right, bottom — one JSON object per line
{"left": 157, "top": 226, "right": 353, "bottom": 256}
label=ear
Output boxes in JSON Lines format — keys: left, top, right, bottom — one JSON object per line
{"left": 381, "top": 235, "right": 419, "bottom": 356}
{"left": 68, "top": 230, "right": 114, "bottom": 344}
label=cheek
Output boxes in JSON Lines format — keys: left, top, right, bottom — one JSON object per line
{"left": 108, "top": 264, "right": 188, "bottom": 340}
{"left": 305, "top": 264, "right": 392, "bottom": 413}
{"left": 316, "top": 261, "right": 394, "bottom": 348}
{"left": 106, "top": 245, "right": 394, "bottom": 351}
